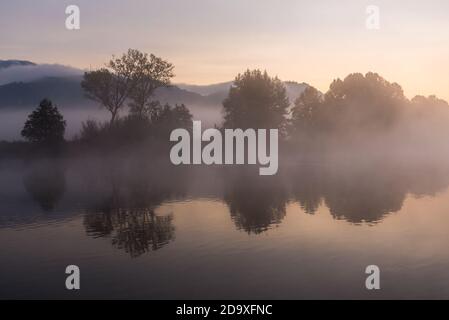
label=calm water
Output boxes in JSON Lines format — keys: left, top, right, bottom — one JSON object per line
{"left": 1, "top": 156, "right": 449, "bottom": 299}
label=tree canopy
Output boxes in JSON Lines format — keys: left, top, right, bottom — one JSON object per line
{"left": 290, "top": 72, "right": 408, "bottom": 138}
{"left": 290, "top": 86, "right": 324, "bottom": 135}
{"left": 223, "top": 69, "right": 289, "bottom": 132}
{"left": 127, "top": 51, "right": 174, "bottom": 118}
{"left": 324, "top": 72, "right": 406, "bottom": 131}
{"left": 81, "top": 49, "right": 174, "bottom": 124}
{"left": 21, "top": 98, "right": 66, "bottom": 145}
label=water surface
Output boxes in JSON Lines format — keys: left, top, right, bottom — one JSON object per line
{"left": 1, "top": 158, "right": 449, "bottom": 299}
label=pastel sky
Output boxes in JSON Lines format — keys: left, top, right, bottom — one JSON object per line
{"left": 1, "top": 0, "right": 449, "bottom": 100}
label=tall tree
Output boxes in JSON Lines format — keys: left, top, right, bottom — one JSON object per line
{"left": 81, "top": 68, "right": 125, "bottom": 125}
{"left": 82, "top": 49, "right": 166, "bottom": 124}
{"left": 223, "top": 69, "right": 289, "bottom": 131}
{"left": 324, "top": 72, "right": 406, "bottom": 132}
{"left": 21, "top": 98, "right": 66, "bottom": 145}
{"left": 127, "top": 52, "right": 174, "bottom": 118}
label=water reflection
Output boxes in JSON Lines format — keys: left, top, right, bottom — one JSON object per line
{"left": 23, "top": 161, "right": 66, "bottom": 211}
{"left": 323, "top": 168, "right": 406, "bottom": 224}
{"left": 4, "top": 157, "right": 449, "bottom": 298}
{"left": 290, "top": 163, "right": 449, "bottom": 224}
{"left": 14, "top": 158, "right": 449, "bottom": 256}
{"left": 290, "top": 165, "right": 324, "bottom": 215}
{"left": 84, "top": 209, "right": 174, "bottom": 258}
{"left": 224, "top": 169, "right": 288, "bottom": 234}
{"left": 80, "top": 160, "right": 186, "bottom": 257}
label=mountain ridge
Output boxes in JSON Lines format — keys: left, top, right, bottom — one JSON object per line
{"left": 0, "top": 77, "right": 311, "bottom": 110}
{"left": 0, "top": 60, "right": 36, "bottom": 69}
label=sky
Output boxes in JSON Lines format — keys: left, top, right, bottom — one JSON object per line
{"left": 1, "top": 0, "right": 449, "bottom": 100}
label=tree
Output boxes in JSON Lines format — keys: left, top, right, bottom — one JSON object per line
{"left": 23, "top": 163, "right": 66, "bottom": 211}
{"left": 149, "top": 102, "right": 192, "bottom": 137}
{"left": 290, "top": 86, "right": 324, "bottom": 135}
{"left": 82, "top": 48, "right": 140, "bottom": 125}
{"left": 81, "top": 49, "right": 174, "bottom": 124}
{"left": 127, "top": 51, "right": 174, "bottom": 118}
{"left": 21, "top": 99, "right": 66, "bottom": 145}
{"left": 223, "top": 69, "right": 289, "bottom": 131}
{"left": 411, "top": 95, "right": 449, "bottom": 111}
{"left": 324, "top": 72, "right": 406, "bottom": 132}
{"left": 81, "top": 68, "right": 125, "bottom": 125}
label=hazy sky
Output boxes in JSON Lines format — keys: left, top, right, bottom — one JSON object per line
{"left": 1, "top": 0, "right": 449, "bottom": 100}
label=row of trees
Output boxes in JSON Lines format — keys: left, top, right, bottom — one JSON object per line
{"left": 20, "top": 48, "right": 449, "bottom": 148}
{"left": 222, "top": 69, "right": 449, "bottom": 144}
{"left": 291, "top": 72, "right": 406, "bottom": 136}
{"left": 20, "top": 50, "right": 190, "bottom": 148}
{"left": 78, "top": 49, "right": 192, "bottom": 146}
{"left": 20, "top": 97, "right": 193, "bottom": 148}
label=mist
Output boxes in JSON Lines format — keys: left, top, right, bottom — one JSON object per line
{"left": 0, "top": 106, "right": 111, "bottom": 141}
{"left": 0, "top": 64, "right": 83, "bottom": 86}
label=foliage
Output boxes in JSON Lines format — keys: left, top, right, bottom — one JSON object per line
{"left": 77, "top": 102, "right": 192, "bottom": 149}
{"left": 81, "top": 49, "right": 174, "bottom": 124}
{"left": 290, "top": 72, "right": 408, "bottom": 139}
{"left": 21, "top": 98, "right": 66, "bottom": 145}
{"left": 223, "top": 69, "right": 289, "bottom": 132}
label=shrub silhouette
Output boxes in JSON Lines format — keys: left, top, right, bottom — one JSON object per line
{"left": 21, "top": 98, "right": 66, "bottom": 145}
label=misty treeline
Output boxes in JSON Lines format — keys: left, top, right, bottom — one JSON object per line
{"left": 74, "top": 52, "right": 449, "bottom": 160}
{"left": 289, "top": 73, "right": 449, "bottom": 160}
{"left": 222, "top": 69, "right": 449, "bottom": 161}
{"left": 3, "top": 48, "right": 449, "bottom": 161}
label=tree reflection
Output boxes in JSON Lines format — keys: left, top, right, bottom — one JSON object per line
{"left": 290, "top": 164, "right": 324, "bottom": 215}
{"left": 23, "top": 161, "right": 66, "bottom": 211}
{"left": 223, "top": 169, "right": 288, "bottom": 234}
{"left": 85, "top": 208, "right": 174, "bottom": 258}
{"left": 323, "top": 167, "right": 406, "bottom": 224}
{"left": 290, "top": 162, "right": 449, "bottom": 224}
{"left": 82, "top": 162, "right": 186, "bottom": 257}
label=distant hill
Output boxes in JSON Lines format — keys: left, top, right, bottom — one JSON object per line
{"left": 177, "top": 82, "right": 233, "bottom": 96}
{"left": 0, "top": 78, "right": 311, "bottom": 111}
{"left": 0, "top": 77, "right": 221, "bottom": 109}
{"left": 0, "top": 60, "right": 35, "bottom": 69}
{"left": 153, "top": 85, "right": 222, "bottom": 107}
{"left": 0, "top": 61, "right": 315, "bottom": 139}
{"left": 0, "top": 59, "right": 314, "bottom": 112}
{"left": 0, "top": 76, "right": 89, "bottom": 108}
{"left": 178, "top": 80, "right": 310, "bottom": 104}
{"left": 284, "top": 81, "right": 310, "bottom": 104}
{"left": 0, "top": 60, "right": 83, "bottom": 86}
